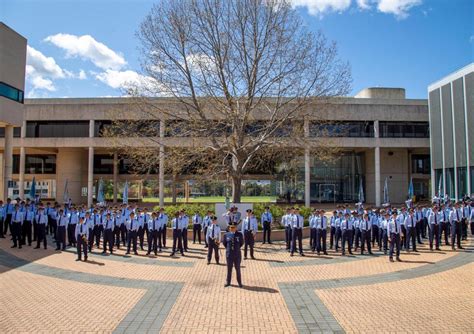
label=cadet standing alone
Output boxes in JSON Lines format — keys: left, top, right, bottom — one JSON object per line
{"left": 222, "top": 221, "right": 243, "bottom": 288}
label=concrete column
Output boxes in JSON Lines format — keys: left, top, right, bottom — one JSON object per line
{"left": 18, "top": 121, "right": 26, "bottom": 199}
{"left": 159, "top": 120, "right": 165, "bottom": 207}
{"left": 87, "top": 147, "right": 94, "bottom": 207}
{"left": 113, "top": 152, "right": 118, "bottom": 203}
{"left": 450, "top": 83, "right": 458, "bottom": 201}
{"left": 375, "top": 146, "right": 381, "bottom": 207}
{"left": 463, "top": 76, "right": 471, "bottom": 196}
{"left": 3, "top": 125, "right": 13, "bottom": 201}
{"left": 374, "top": 120, "right": 381, "bottom": 207}
{"left": 89, "top": 120, "right": 95, "bottom": 138}
{"left": 304, "top": 119, "right": 310, "bottom": 207}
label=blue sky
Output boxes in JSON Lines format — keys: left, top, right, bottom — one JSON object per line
{"left": 1, "top": 0, "right": 472, "bottom": 99}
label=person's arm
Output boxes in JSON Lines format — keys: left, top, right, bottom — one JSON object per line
{"left": 222, "top": 233, "right": 227, "bottom": 248}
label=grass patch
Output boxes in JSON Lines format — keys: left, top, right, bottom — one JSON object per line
{"left": 142, "top": 196, "right": 277, "bottom": 203}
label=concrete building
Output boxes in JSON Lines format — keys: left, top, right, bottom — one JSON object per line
{"left": 428, "top": 63, "right": 474, "bottom": 201}
{"left": 0, "top": 23, "right": 27, "bottom": 201}
{"left": 0, "top": 87, "right": 430, "bottom": 207}
{"left": 0, "top": 24, "right": 430, "bottom": 207}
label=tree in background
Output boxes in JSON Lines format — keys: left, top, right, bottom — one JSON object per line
{"left": 107, "top": 0, "right": 351, "bottom": 203}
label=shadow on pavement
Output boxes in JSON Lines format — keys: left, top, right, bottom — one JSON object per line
{"left": 241, "top": 285, "right": 279, "bottom": 293}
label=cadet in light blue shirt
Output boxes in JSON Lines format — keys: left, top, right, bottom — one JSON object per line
{"left": 192, "top": 212, "right": 203, "bottom": 244}
{"left": 242, "top": 209, "right": 258, "bottom": 259}
{"left": 206, "top": 216, "right": 221, "bottom": 265}
{"left": 11, "top": 204, "right": 24, "bottom": 249}
{"left": 35, "top": 207, "right": 48, "bottom": 250}
{"left": 261, "top": 206, "right": 273, "bottom": 244}
{"left": 387, "top": 212, "right": 402, "bottom": 262}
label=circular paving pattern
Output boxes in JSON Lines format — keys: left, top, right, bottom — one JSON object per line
{"left": 0, "top": 235, "right": 472, "bottom": 333}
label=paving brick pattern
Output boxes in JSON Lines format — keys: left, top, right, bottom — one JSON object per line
{"left": 0, "top": 235, "right": 472, "bottom": 333}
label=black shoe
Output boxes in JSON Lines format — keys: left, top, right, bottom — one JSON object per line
{"left": 251, "top": 256, "right": 256, "bottom": 260}
{"left": 300, "top": 253, "right": 305, "bottom": 256}
{"left": 207, "top": 262, "right": 210, "bottom": 265}
{"left": 170, "top": 252, "right": 175, "bottom": 257}
{"left": 224, "top": 283, "right": 230, "bottom": 287}
{"left": 11, "top": 245, "right": 16, "bottom": 248}
{"left": 76, "top": 258, "right": 81, "bottom": 261}
{"left": 239, "top": 284, "right": 243, "bottom": 288}
{"left": 84, "top": 256, "right": 88, "bottom": 261}
{"left": 389, "top": 257, "right": 394, "bottom": 262}
{"left": 126, "top": 251, "right": 130, "bottom": 254}
{"left": 146, "top": 252, "right": 150, "bottom": 255}
{"left": 134, "top": 251, "right": 139, "bottom": 255}
{"left": 290, "top": 253, "right": 294, "bottom": 257}
{"left": 458, "top": 246, "right": 464, "bottom": 249}
{"left": 396, "top": 257, "right": 402, "bottom": 262}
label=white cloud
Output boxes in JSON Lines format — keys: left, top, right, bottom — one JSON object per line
{"left": 290, "top": 0, "right": 351, "bottom": 15}
{"left": 27, "top": 46, "right": 65, "bottom": 79}
{"left": 470, "top": 35, "right": 474, "bottom": 44}
{"left": 78, "top": 69, "right": 87, "bottom": 80}
{"left": 376, "top": 0, "right": 421, "bottom": 18}
{"left": 30, "top": 76, "right": 56, "bottom": 92}
{"left": 290, "top": 0, "right": 421, "bottom": 18}
{"left": 44, "top": 33, "right": 127, "bottom": 70}
{"left": 356, "top": 0, "right": 371, "bottom": 10}
{"left": 95, "top": 69, "right": 150, "bottom": 89}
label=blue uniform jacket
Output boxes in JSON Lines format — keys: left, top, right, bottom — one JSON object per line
{"left": 222, "top": 231, "right": 244, "bottom": 258}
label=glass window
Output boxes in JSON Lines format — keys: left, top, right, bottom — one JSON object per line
{"left": 457, "top": 167, "right": 468, "bottom": 198}
{"left": 94, "top": 120, "right": 113, "bottom": 137}
{"left": 310, "top": 121, "right": 374, "bottom": 138}
{"left": 411, "top": 154, "right": 430, "bottom": 174}
{"left": 380, "top": 122, "right": 429, "bottom": 138}
{"left": 94, "top": 154, "right": 114, "bottom": 174}
{"left": 25, "top": 121, "right": 89, "bottom": 137}
{"left": 0, "top": 82, "right": 24, "bottom": 103}
{"left": 25, "top": 155, "right": 56, "bottom": 174}
{"left": 0, "top": 127, "right": 21, "bottom": 138}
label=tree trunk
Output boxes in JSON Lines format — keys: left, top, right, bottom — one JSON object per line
{"left": 172, "top": 174, "right": 177, "bottom": 204}
{"left": 232, "top": 175, "right": 242, "bottom": 203}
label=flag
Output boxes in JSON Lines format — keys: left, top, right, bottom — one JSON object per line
{"left": 29, "top": 177, "right": 36, "bottom": 200}
{"left": 63, "top": 179, "right": 69, "bottom": 204}
{"left": 438, "top": 174, "right": 443, "bottom": 197}
{"left": 97, "top": 178, "right": 105, "bottom": 204}
{"left": 383, "top": 177, "right": 390, "bottom": 204}
{"left": 408, "top": 177, "right": 414, "bottom": 198}
{"left": 358, "top": 177, "right": 365, "bottom": 203}
{"left": 123, "top": 181, "right": 129, "bottom": 204}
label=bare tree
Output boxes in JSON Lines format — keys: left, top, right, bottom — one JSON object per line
{"left": 108, "top": 0, "right": 351, "bottom": 203}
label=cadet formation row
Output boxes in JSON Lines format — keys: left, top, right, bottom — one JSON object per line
{"left": 1, "top": 199, "right": 473, "bottom": 266}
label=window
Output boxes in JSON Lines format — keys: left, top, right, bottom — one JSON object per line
{"left": 310, "top": 121, "right": 374, "bottom": 137}
{"left": 94, "top": 154, "right": 114, "bottom": 174}
{"left": 0, "top": 127, "right": 21, "bottom": 138}
{"left": 26, "top": 121, "right": 89, "bottom": 137}
{"left": 379, "top": 122, "right": 429, "bottom": 138}
{"left": 94, "top": 120, "right": 113, "bottom": 137}
{"left": 0, "top": 82, "right": 24, "bottom": 103}
{"left": 411, "top": 154, "right": 430, "bottom": 174}
{"left": 12, "top": 154, "right": 56, "bottom": 174}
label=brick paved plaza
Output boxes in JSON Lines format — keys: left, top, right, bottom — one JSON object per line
{"left": 0, "top": 235, "right": 472, "bottom": 334}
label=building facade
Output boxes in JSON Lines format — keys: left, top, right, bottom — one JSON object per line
{"left": 0, "top": 23, "right": 27, "bottom": 200}
{"left": 428, "top": 63, "right": 474, "bottom": 201}
{"left": 0, "top": 87, "right": 430, "bottom": 206}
